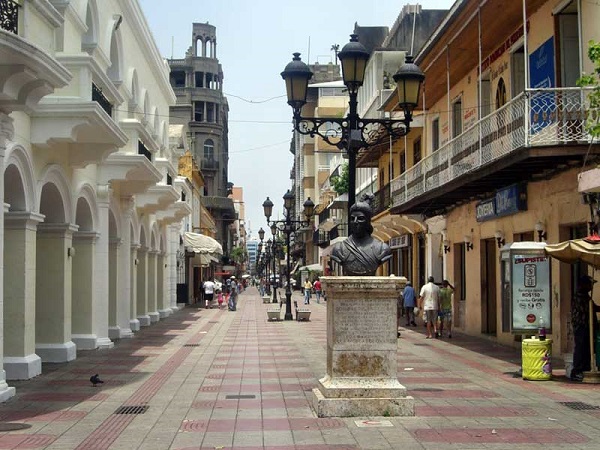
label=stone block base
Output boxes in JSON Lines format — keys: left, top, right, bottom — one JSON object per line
{"left": 149, "top": 312, "right": 160, "bottom": 323}
{"left": 267, "top": 309, "right": 281, "bottom": 321}
{"left": 296, "top": 308, "right": 311, "bottom": 321}
{"left": 159, "top": 308, "right": 172, "bottom": 319}
{"left": 36, "top": 342, "right": 76, "bottom": 363}
{"left": 130, "top": 319, "right": 141, "bottom": 332}
{"left": 311, "top": 388, "right": 414, "bottom": 417}
{"left": 4, "top": 354, "right": 42, "bottom": 380}
{"left": 138, "top": 315, "right": 151, "bottom": 327}
{"left": 263, "top": 296, "right": 271, "bottom": 304}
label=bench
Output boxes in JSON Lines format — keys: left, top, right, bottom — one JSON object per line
{"left": 262, "top": 296, "right": 271, "bottom": 304}
{"left": 267, "top": 308, "right": 281, "bottom": 321}
{"left": 294, "top": 301, "right": 311, "bottom": 321}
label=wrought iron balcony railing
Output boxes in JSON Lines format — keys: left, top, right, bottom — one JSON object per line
{"left": 329, "top": 223, "right": 348, "bottom": 241}
{"left": 92, "top": 83, "right": 113, "bottom": 117}
{"left": 1, "top": 0, "right": 19, "bottom": 34}
{"left": 372, "top": 183, "right": 391, "bottom": 217}
{"left": 318, "top": 206, "right": 331, "bottom": 224}
{"left": 200, "top": 158, "right": 219, "bottom": 170}
{"left": 313, "top": 229, "right": 330, "bottom": 248}
{"left": 391, "top": 87, "right": 596, "bottom": 209}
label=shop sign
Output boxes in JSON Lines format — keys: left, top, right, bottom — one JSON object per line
{"left": 511, "top": 254, "right": 551, "bottom": 332}
{"left": 390, "top": 234, "right": 410, "bottom": 249}
{"left": 476, "top": 184, "right": 527, "bottom": 222}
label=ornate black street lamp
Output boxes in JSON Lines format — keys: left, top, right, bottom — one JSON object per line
{"left": 281, "top": 34, "right": 425, "bottom": 215}
{"left": 263, "top": 192, "right": 315, "bottom": 320}
{"left": 270, "top": 223, "right": 280, "bottom": 303}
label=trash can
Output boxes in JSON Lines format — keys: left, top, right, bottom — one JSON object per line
{"left": 522, "top": 338, "right": 552, "bottom": 380}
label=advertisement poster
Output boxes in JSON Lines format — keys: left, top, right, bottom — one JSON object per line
{"left": 529, "top": 37, "right": 556, "bottom": 133}
{"left": 511, "top": 254, "right": 551, "bottom": 331}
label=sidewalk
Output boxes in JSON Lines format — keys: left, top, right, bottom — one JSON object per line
{"left": 0, "top": 287, "right": 598, "bottom": 449}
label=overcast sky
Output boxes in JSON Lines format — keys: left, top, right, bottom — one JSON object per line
{"left": 139, "top": 0, "right": 455, "bottom": 238}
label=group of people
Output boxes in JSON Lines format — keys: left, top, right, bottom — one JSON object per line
{"left": 303, "top": 278, "right": 322, "bottom": 304}
{"left": 397, "top": 276, "right": 454, "bottom": 339}
{"left": 201, "top": 277, "right": 239, "bottom": 311}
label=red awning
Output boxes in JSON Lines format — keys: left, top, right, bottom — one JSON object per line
{"left": 214, "top": 271, "right": 231, "bottom": 276}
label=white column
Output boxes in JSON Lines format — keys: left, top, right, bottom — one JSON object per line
{"left": 112, "top": 196, "right": 133, "bottom": 339}
{"left": 0, "top": 114, "right": 15, "bottom": 399}
{"left": 171, "top": 225, "right": 182, "bottom": 311}
{"left": 158, "top": 252, "right": 171, "bottom": 318}
{"left": 71, "top": 231, "right": 102, "bottom": 350}
{"left": 93, "top": 185, "right": 113, "bottom": 349}
{"left": 130, "top": 244, "right": 140, "bottom": 331}
{"left": 108, "top": 237, "right": 122, "bottom": 339}
{"left": 137, "top": 246, "right": 150, "bottom": 326}
{"left": 4, "top": 212, "right": 44, "bottom": 380}
{"left": 147, "top": 250, "right": 159, "bottom": 323}
{"left": 35, "top": 223, "right": 78, "bottom": 363}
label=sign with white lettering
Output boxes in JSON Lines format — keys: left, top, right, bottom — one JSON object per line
{"left": 476, "top": 184, "right": 527, "bottom": 222}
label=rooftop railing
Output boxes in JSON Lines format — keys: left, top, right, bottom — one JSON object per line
{"left": 1, "top": 0, "right": 19, "bottom": 34}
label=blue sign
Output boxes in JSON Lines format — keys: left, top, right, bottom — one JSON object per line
{"left": 529, "top": 37, "right": 556, "bottom": 133}
{"left": 476, "top": 184, "right": 527, "bottom": 222}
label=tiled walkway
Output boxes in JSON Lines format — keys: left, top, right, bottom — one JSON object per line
{"left": 0, "top": 288, "right": 599, "bottom": 449}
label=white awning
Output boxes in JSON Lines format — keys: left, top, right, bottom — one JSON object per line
{"left": 183, "top": 232, "right": 223, "bottom": 256}
{"left": 299, "top": 263, "right": 323, "bottom": 272}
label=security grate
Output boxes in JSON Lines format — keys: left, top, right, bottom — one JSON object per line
{"left": 559, "top": 401, "right": 600, "bottom": 411}
{"left": 412, "top": 343, "right": 429, "bottom": 346}
{"left": 225, "top": 394, "right": 256, "bottom": 399}
{"left": 114, "top": 405, "right": 149, "bottom": 415}
{"left": 183, "top": 344, "right": 200, "bottom": 347}
{"left": 410, "top": 388, "right": 443, "bottom": 392}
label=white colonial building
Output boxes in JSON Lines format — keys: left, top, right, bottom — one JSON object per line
{"left": 0, "top": 0, "right": 191, "bottom": 401}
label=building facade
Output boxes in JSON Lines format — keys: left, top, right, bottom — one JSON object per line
{"left": 0, "top": 0, "right": 192, "bottom": 401}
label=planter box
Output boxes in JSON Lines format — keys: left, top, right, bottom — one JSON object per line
{"left": 296, "top": 308, "right": 311, "bottom": 321}
{"left": 267, "top": 309, "right": 281, "bottom": 321}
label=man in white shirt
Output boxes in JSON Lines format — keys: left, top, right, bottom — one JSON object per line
{"left": 418, "top": 276, "right": 440, "bottom": 339}
{"left": 203, "top": 280, "right": 215, "bottom": 309}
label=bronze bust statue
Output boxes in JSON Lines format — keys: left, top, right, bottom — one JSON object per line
{"left": 330, "top": 194, "right": 392, "bottom": 276}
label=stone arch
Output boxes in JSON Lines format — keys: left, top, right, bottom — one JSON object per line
{"left": 108, "top": 198, "right": 122, "bottom": 239}
{"left": 4, "top": 143, "right": 36, "bottom": 212}
{"left": 141, "top": 89, "right": 150, "bottom": 124}
{"left": 73, "top": 183, "right": 98, "bottom": 231}
{"left": 107, "top": 25, "right": 123, "bottom": 83}
{"left": 151, "top": 106, "right": 159, "bottom": 135}
{"left": 150, "top": 222, "right": 159, "bottom": 251}
{"left": 37, "top": 165, "right": 72, "bottom": 223}
{"left": 81, "top": 0, "right": 99, "bottom": 52}
{"left": 127, "top": 68, "right": 139, "bottom": 114}
{"left": 130, "top": 211, "right": 140, "bottom": 245}
{"left": 139, "top": 222, "right": 149, "bottom": 249}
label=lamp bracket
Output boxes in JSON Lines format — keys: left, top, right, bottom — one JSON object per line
{"left": 293, "top": 112, "right": 411, "bottom": 152}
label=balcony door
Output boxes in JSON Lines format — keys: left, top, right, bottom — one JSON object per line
{"left": 510, "top": 47, "right": 525, "bottom": 97}
{"left": 557, "top": 3, "right": 580, "bottom": 87}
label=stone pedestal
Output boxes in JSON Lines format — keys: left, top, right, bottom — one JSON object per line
{"left": 312, "top": 276, "right": 414, "bottom": 417}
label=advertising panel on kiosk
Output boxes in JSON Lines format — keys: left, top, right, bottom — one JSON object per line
{"left": 500, "top": 242, "right": 551, "bottom": 334}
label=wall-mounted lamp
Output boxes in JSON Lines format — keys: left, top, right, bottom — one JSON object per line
{"left": 67, "top": 247, "right": 76, "bottom": 258}
{"left": 443, "top": 239, "right": 451, "bottom": 254}
{"left": 134, "top": 258, "right": 139, "bottom": 265}
{"left": 535, "top": 221, "right": 547, "bottom": 241}
{"left": 464, "top": 235, "right": 473, "bottom": 251}
{"left": 494, "top": 230, "right": 505, "bottom": 248}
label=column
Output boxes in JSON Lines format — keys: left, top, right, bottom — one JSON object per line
{"left": 114, "top": 197, "right": 134, "bottom": 338}
{"left": 71, "top": 231, "right": 101, "bottom": 350}
{"left": 35, "top": 223, "right": 78, "bottom": 362}
{"left": 0, "top": 113, "right": 16, "bottom": 399}
{"left": 108, "top": 237, "right": 122, "bottom": 339}
{"left": 170, "top": 225, "right": 180, "bottom": 312}
{"left": 158, "top": 252, "right": 170, "bottom": 318}
{"left": 93, "top": 185, "right": 113, "bottom": 348}
{"left": 147, "top": 250, "right": 159, "bottom": 323}
{"left": 136, "top": 246, "right": 150, "bottom": 326}
{"left": 130, "top": 244, "right": 140, "bottom": 332}
{"left": 4, "top": 211, "right": 44, "bottom": 379}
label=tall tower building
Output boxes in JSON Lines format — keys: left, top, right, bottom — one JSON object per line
{"left": 168, "top": 23, "right": 235, "bottom": 250}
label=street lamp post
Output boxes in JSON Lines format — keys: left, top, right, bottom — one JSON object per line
{"left": 281, "top": 34, "right": 425, "bottom": 215}
{"left": 263, "top": 192, "right": 315, "bottom": 320}
{"left": 270, "top": 223, "right": 279, "bottom": 303}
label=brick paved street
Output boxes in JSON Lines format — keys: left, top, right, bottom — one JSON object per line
{"left": 0, "top": 287, "right": 598, "bottom": 449}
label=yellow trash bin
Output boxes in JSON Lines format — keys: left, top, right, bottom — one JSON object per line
{"left": 522, "top": 338, "right": 552, "bottom": 380}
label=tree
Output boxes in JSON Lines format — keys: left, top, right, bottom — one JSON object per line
{"left": 330, "top": 162, "right": 349, "bottom": 196}
{"left": 577, "top": 40, "right": 600, "bottom": 138}
{"left": 230, "top": 246, "right": 246, "bottom": 264}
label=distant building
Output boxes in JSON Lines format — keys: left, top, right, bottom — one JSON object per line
{"left": 168, "top": 23, "right": 236, "bottom": 253}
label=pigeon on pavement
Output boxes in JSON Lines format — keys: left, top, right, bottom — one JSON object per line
{"left": 90, "top": 374, "right": 104, "bottom": 387}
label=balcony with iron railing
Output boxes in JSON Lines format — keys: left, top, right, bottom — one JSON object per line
{"left": 391, "top": 87, "right": 598, "bottom": 216}
{"left": 1, "top": 0, "right": 19, "bottom": 34}
{"left": 201, "top": 158, "right": 219, "bottom": 171}
{"left": 372, "top": 183, "right": 391, "bottom": 217}
{"left": 138, "top": 140, "right": 152, "bottom": 161}
{"left": 318, "top": 207, "right": 331, "bottom": 224}
{"left": 329, "top": 222, "right": 348, "bottom": 241}
{"left": 313, "top": 229, "right": 330, "bottom": 248}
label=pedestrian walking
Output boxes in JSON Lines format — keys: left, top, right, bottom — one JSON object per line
{"left": 203, "top": 279, "right": 215, "bottom": 309}
{"left": 418, "top": 276, "right": 440, "bottom": 339}
{"left": 402, "top": 281, "right": 417, "bottom": 327}
{"left": 303, "top": 279, "right": 312, "bottom": 305}
{"left": 314, "top": 278, "right": 322, "bottom": 304}
{"left": 438, "top": 280, "right": 455, "bottom": 338}
{"left": 217, "top": 289, "right": 224, "bottom": 310}
{"left": 228, "top": 276, "right": 238, "bottom": 311}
